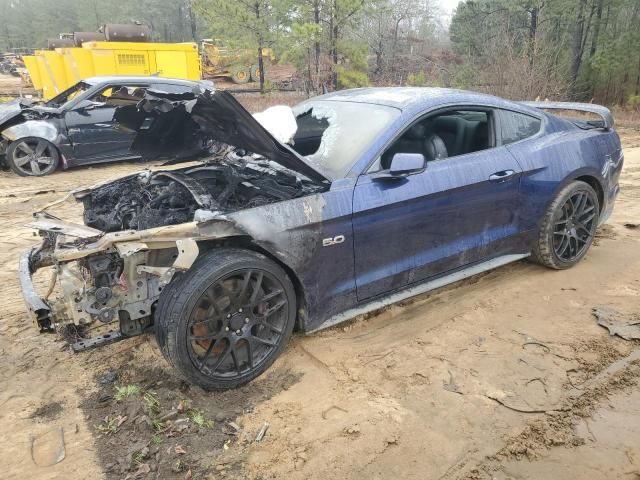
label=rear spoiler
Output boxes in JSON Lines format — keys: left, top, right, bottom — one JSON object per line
{"left": 520, "top": 101, "right": 614, "bottom": 130}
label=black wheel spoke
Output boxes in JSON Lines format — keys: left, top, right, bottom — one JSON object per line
{"left": 574, "top": 193, "right": 586, "bottom": 216}
{"left": 575, "top": 222, "right": 591, "bottom": 235}
{"left": 578, "top": 205, "right": 595, "bottom": 219}
{"left": 230, "top": 349, "right": 242, "bottom": 375}
{"left": 189, "top": 331, "right": 218, "bottom": 341}
{"left": 258, "top": 321, "right": 283, "bottom": 335}
{"left": 198, "top": 337, "right": 223, "bottom": 369}
{"left": 210, "top": 343, "right": 233, "bottom": 373}
{"left": 580, "top": 212, "right": 596, "bottom": 225}
{"left": 251, "top": 335, "right": 277, "bottom": 348}
{"left": 254, "top": 288, "right": 283, "bottom": 306}
{"left": 249, "top": 272, "right": 264, "bottom": 304}
{"left": 237, "top": 270, "right": 252, "bottom": 303}
{"left": 558, "top": 235, "right": 570, "bottom": 255}
{"left": 245, "top": 340, "right": 254, "bottom": 369}
{"left": 262, "top": 299, "right": 287, "bottom": 318}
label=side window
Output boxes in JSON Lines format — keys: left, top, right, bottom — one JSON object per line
{"left": 91, "top": 85, "right": 149, "bottom": 106}
{"left": 500, "top": 110, "right": 541, "bottom": 145}
{"left": 374, "top": 109, "right": 494, "bottom": 171}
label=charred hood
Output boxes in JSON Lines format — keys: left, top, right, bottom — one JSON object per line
{"left": 114, "top": 89, "right": 328, "bottom": 184}
{"left": 79, "top": 157, "right": 327, "bottom": 233}
{"left": 0, "top": 99, "right": 60, "bottom": 130}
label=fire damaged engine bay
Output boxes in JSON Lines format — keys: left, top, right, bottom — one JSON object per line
{"left": 80, "top": 153, "right": 327, "bottom": 233}
{"left": 20, "top": 89, "right": 331, "bottom": 351}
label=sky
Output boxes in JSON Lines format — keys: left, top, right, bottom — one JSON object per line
{"left": 438, "top": 0, "right": 461, "bottom": 19}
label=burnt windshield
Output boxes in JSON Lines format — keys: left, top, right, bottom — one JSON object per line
{"left": 291, "top": 100, "right": 400, "bottom": 179}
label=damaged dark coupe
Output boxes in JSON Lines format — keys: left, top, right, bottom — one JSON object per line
{"left": 0, "top": 76, "right": 212, "bottom": 176}
{"left": 20, "top": 87, "right": 623, "bottom": 390}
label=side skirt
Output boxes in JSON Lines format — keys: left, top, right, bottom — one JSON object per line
{"left": 308, "top": 253, "right": 530, "bottom": 334}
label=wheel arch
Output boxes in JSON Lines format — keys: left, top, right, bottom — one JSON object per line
{"left": 195, "top": 236, "right": 309, "bottom": 333}
{"left": 549, "top": 168, "right": 605, "bottom": 213}
{"left": 2, "top": 120, "right": 60, "bottom": 145}
{"left": 530, "top": 168, "right": 605, "bottom": 235}
{"left": 574, "top": 174, "right": 604, "bottom": 213}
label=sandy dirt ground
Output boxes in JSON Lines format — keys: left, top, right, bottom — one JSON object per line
{"left": 0, "top": 73, "right": 36, "bottom": 98}
{"left": 0, "top": 128, "right": 639, "bottom": 480}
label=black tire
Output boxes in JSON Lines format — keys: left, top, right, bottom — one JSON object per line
{"left": 250, "top": 64, "right": 263, "bottom": 82}
{"left": 155, "top": 248, "right": 297, "bottom": 390}
{"left": 6, "top": 137, "right": 59, "bottom": 176}
{"left": 231, "top": 68, "right": 250, "bottom": 84}
{"left": 532, "top": 180, "right": 600, "bottom": 269}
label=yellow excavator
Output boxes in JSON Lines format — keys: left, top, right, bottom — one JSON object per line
{"left": 200, "top": 39, "right": 275, "bottom": 84}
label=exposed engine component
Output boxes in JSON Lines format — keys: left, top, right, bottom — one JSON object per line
{"left": 81, "top": 155, "right": 326, "bottom": 232}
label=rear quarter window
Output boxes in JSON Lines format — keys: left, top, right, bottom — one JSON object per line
{"left": 500, "top": 110, "right": 541, "bottom": 145}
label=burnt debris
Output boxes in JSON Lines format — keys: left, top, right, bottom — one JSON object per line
{"left": 81, "top": 157, "right": 325, "bottom": 232}
{"left": 80, "top": 87, "right": 329, "bottom": 233}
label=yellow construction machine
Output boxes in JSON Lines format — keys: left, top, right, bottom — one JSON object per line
{"left": 21, "top": 25, "right": 201, "bottom": 100}
{"left": 200, "top": 39, "right": 274, "bottom": 84}
{"left": 20, "top": 25, "right": 274, "bottom": 99}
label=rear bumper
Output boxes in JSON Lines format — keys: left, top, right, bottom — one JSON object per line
{"left": 599, "top": 149, "right": 623, "bottom": 226}
{"left": 19, "top": 247, "right": 54, "bottom": 332}
{"left": 599, "top": 182, "right": 619, "bottom": 226}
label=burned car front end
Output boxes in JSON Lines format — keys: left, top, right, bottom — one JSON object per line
{"left": 20, "top": 213, "right": 198, "bottom": 346}
{"left": 20, "top": 154, "right": 326, "bottom": 350}
{"left": 19, "top": 88, "right": 330, "bottom": 352}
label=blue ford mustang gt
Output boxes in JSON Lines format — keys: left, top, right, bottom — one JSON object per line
{"left": 20, "top": 87, "right": 623, "bottom": 390}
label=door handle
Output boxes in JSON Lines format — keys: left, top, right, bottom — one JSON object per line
{"left": 489, "top": 170, "right": 516, "bottom": 182}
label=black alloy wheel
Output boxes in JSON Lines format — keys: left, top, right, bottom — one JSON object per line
{"left": 552, "top": 190, "right": 597, "bottom": 262}
{"left": 532, "top": 180, "right": 600, "bottom": 269}
{"left": 187, "top": 268, "right": 289, "bottom": 379}
{"left": 155, "top": 249, "right": 297, "bottom": 390}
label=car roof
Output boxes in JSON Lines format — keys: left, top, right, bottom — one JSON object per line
{"left": 83, "top": 75, "right": 204, "bottom": 87}
{"left": 314, "top": 87, "right": 536, "bottom": 114}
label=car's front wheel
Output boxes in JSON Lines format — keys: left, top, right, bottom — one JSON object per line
{"left": 155, "top": 248, "right": 297, "bottom": 390}
{"left": 532, "top": 180, "right": 600, "bottom": 269}
{"left": 6, "top": 137, "right": 59, "bottom": 176}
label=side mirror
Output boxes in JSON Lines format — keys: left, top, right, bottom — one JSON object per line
{"left": 373, "top": 153, "right": 426, "bottom": 180}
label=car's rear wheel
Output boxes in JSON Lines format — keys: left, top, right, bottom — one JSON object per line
{"left": 6, "top": 137, "right": 59, "bottom": 176}
{"left": 532, "top": 180, "right": 599, "bottom": 269}
{"left": 155, "top": 248, "right": 297, "bottom": 390}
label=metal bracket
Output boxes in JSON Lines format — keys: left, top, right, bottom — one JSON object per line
{"left": 174, "top": 238, "right": 199, "bottom": 270}
{"left": 71, "top": 330, "right": 123, "bottom": 352}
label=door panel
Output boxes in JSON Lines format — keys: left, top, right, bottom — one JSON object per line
{"left": 64, "top": 85, "right": 147, "bottom": 161}
{"left": 352, "top": 146, "right": 523, "bottom": 301}
{"left": 65, "top": 106, "right": 134, "bottom": 160}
